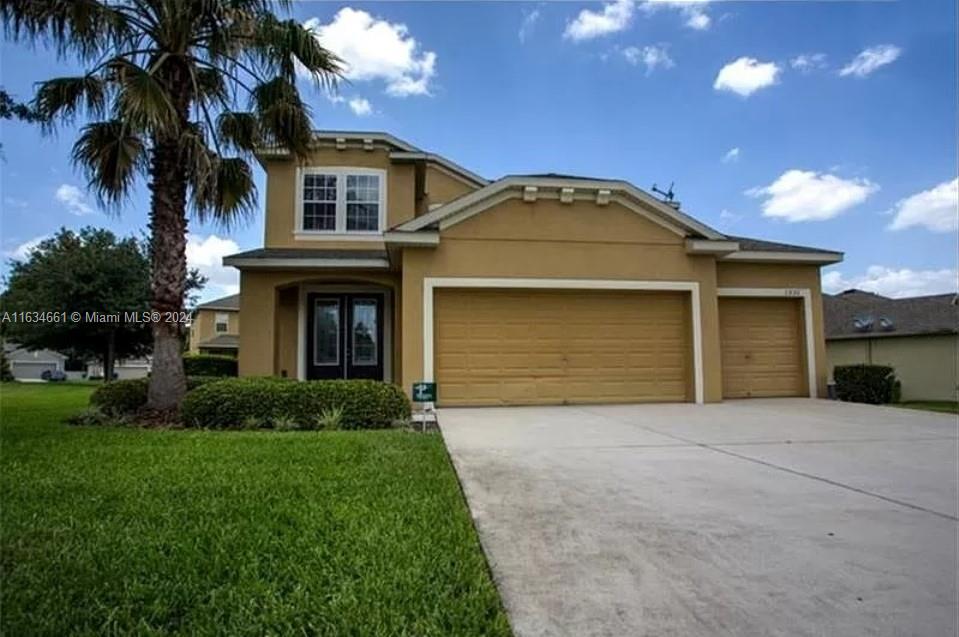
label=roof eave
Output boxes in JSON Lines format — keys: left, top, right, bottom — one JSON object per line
{"left": 721, "top": 250, "right": 844, "bottom": 265}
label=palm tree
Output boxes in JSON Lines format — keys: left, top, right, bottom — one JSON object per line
{"left": 1, "top": 0, "right": 342, "bottom": 411}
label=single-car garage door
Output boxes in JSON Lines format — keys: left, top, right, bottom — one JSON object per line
{"left": 719, "top": 297, "right": 806, "bottom": 398}
{"left": 435, "top": 289, "right": 691, "bottom": 406}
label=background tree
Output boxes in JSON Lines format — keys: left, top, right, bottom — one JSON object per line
{"left": 2, "top": 227, "right": 152, "bottom": 381}
{"left": 1, "top": 1, "right": 342, "bottom": 410}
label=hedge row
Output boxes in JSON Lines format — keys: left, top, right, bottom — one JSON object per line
{"left": 180, "top": 377, "right": 411, "bottom": 430}
{"left": 834, "top": 364, "right": 898, "bottom": 405}
{"left": 183, "top": 354, "right": 237, "bottom": 377}
{"left": 90, "top": 376, "right": 221, "bottom": 416}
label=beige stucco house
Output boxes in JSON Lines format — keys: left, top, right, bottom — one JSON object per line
{"left": 189, "top": 294, "right": 240, "bottom": 356}
{"left": 225, "top": 131, "right": 843, "bottom": 406}
{"left": 825, "top": 290, "right": 958, "bottom": 401}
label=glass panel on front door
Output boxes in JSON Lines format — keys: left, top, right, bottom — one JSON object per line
{"left": 306, "top": 293, "right": 384, "bottom": 381}
{"left": 313, "top": 299, "right": 340, "bottom": 366}
{"left": 352, "top": 299, "right": 378, "bottom": 366}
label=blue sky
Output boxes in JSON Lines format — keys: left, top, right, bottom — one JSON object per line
{"left": 1, "top": 0, "right": 956, "bottom": 302}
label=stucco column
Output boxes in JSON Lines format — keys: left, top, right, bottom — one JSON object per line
{"left": 400, "top": 250, "right": 429, "bottom": 396}
{"left": 238, "top": 270, "right": 277, "bottom": 377}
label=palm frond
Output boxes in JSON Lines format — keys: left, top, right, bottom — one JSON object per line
{"left": 108, "top": 57, "right": 178, "bottom": 134}
{"left": 249, "top": 15, "right": 342, "bottom": 85}
{"left": 216, "top": 111, "right": 259, "bottom": 153}
{"left": 1, "top": 0, "right": 134, "bottom": 62}
{"left": 251, "top": 77, "right": 312, "bottom": 158}
{"left": 71, "top": 120, "right": 146, "bottom": 208}
{"left": 190, "top": 154, "right": 257, "bottom": 226}
{"left": 33, "top": 75, "right": 107, "bottom": 128}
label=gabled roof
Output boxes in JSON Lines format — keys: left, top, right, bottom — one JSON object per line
{"left": 196, "top": 294, "right": 239, "bottom": 311}
{"left": 824, "top": 291, "right": 959, "bottom": 339}
{"left": 394, "top": 175, "right": 726, "bottom": 240}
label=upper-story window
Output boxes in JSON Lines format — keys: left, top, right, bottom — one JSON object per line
{"left": 215, "top": 313, "right": 229, "bottom": 333}
{"left": 297, "top": 168, "right": 386, "bottom": 236}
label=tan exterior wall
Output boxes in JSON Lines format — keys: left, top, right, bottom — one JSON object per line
{"left": 399, "top": 197, "right": 726, "bottom": 402}
{"left": 261, "top": 148, "right": 415, "bottom": 250}
{"left": 240, "top": 184, "right": 831, "bottom": 404}
{"left": 189, "top": 308, "right": 239, "bottom": 354}
{"left": 827, "top": 334, "right": 959, "bottom": 401}
{"left": 238, "top": 270, "right": 401, "bottom": 381}
{"left": 425, "top": 165, "right": 476, "bottom": 209}
{"left": 716, "top": 262, "right": 829, "bottom": 397}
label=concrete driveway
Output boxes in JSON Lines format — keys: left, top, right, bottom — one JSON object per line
{"left": 439, "top": 399, "right": 958, "bottom": 637}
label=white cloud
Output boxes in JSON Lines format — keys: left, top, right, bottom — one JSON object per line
{"left": 348, "top": 97, "right": 373, "bottom": 116}
{"left": 685, "top": 11, "right": 710, "bottom": 30}
{"left": 55, "top": 184, "right": 94, "bottom": 215}
{"left": 186, "top": 234, "right": 240, "bottom": 298}
{"left": 642, "top": 0, "right": 712, "bottom": 30}
{"left": 721, "top": 147, "right": 740, "bottom": 163}
{"left": 304, "top": 8, "right": 436, "bottom": 97}
{"left": 713, "top": 57, "right": 780, "bottom": 97}
{"left": 823, "top": 266, "right": 958, "bottom": 298}
{"left": 888, "top": 178, "right": 959, "bottom": 233}
{"left": 791, "top": 53, "right": 827, "bottom": 73}
{"left": 5, "top": 235, "right": 48, "bottom": 260}
{"left": 564, "top": 0, "right": 635, "bottom": 42}
{"left": 519, "top": 8, "right": 540, "bottom": 43}
{"left": 839, "top": 44, "right": 901, "bottom": 78}
{"left": 4, "top": 196, "right": 28, "bottom": 209}
{"left": 718, "top": 209, "right": 742, "bottom": 227}
{"left": 622, "top": 45, "right": 674, "bottom": 74}
{"left": 747, "top": 169, "right": 879, "bottom": 222}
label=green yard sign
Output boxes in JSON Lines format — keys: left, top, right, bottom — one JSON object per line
{"left": 412, "top": 382, "right": 437, "bottom": 403}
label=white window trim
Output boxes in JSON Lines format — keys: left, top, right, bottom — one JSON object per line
{"left": 717, "top": 287, "right": 818, "bottom": 399}
{"left": 295, "top": 167, "right": 387, "bottom": 238}
{"left": 422, "top": 277, "right": 704, "bottom": 405}
{"left": 214, "top": 312, "right": 229, "bottom": 332}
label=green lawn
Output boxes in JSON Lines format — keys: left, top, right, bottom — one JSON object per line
{"left": 895, "top": 400, "right": 959, "bottom": 415}
{"left": 0, "top": 383, "right": 510, "bottom": 636}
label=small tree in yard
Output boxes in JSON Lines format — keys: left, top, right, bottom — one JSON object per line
{"left": 2, "top": 228, "right": 151, "bottom": 381}
{"left": 1, "top": 1, "right": 342, "bottom": 411}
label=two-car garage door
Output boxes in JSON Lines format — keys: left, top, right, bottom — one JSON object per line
{"left": 433, "top": 288, "right": 809, "bottom": 406}
{"left": 435, "top": 289, "right": 691, "bottom": 406}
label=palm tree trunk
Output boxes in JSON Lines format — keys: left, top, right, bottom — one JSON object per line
{"left": 146, "top": 63, "right": 191, "bottom": 412}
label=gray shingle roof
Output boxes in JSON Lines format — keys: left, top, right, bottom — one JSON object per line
{"left": 724, "top": 235, "right": 841, "bottom": 255}
{"left": 196, "top": 294, "right": 239, "bottom": 311}
{"left": 824, "top": 290, "right": 959, "bottom": 339}
{"left": 198, "top": 334, "right": 239, "bottom": 348}
{"left": 224, "top": 248, "right": 387, "bottom": 261}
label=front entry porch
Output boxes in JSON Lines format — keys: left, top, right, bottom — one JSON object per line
{"left": 235, "top": 268, "right": 399, "bottom": 384}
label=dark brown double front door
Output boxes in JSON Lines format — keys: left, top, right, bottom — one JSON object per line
{"left": 306, "top": 293, "right": 384, "bottom": 380}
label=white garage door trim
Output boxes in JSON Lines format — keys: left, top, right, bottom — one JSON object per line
{"left": 424, "top": 277, "right": 704, "bottom": 404}
{"left": 717, "top": 287, "right": 817, "bottom": 398}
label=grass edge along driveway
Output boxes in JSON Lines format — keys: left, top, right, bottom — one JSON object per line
{"left": 0, "top": 383, "right": 511, "bottom": 636}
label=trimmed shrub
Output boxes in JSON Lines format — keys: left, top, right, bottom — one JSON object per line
{"left": 180, "top": 378, "right": 412, "bottom": 430}
{"left": 90, "top": 376, "right": 221, "bottom": 416}
{"left": 834, "top": 364, "right": 897, "bottom": 405}
{"left": 183, "top": 354, "right": 237, "bottom": 377}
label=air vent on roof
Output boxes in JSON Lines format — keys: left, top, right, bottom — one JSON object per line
{"left": 852, "top": 316, "right": 874, "bottom": 332}
{"left": 878, "top": 317, "right": 896, "bottom": 332}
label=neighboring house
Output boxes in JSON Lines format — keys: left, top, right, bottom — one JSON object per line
{"left": 189, "top": 294, "right": 240, "bottom": 357}
{"left": 824, "top": 290, "right": 959, "bottom": 401}
{"left": 3, "top": 342, "right": 66, "bottom": 380}
{"left": 86, "top": 358, "right": 152, "bottom": 380}
{"left": 225, "top": 131, "right": 843, "bottom": 406}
